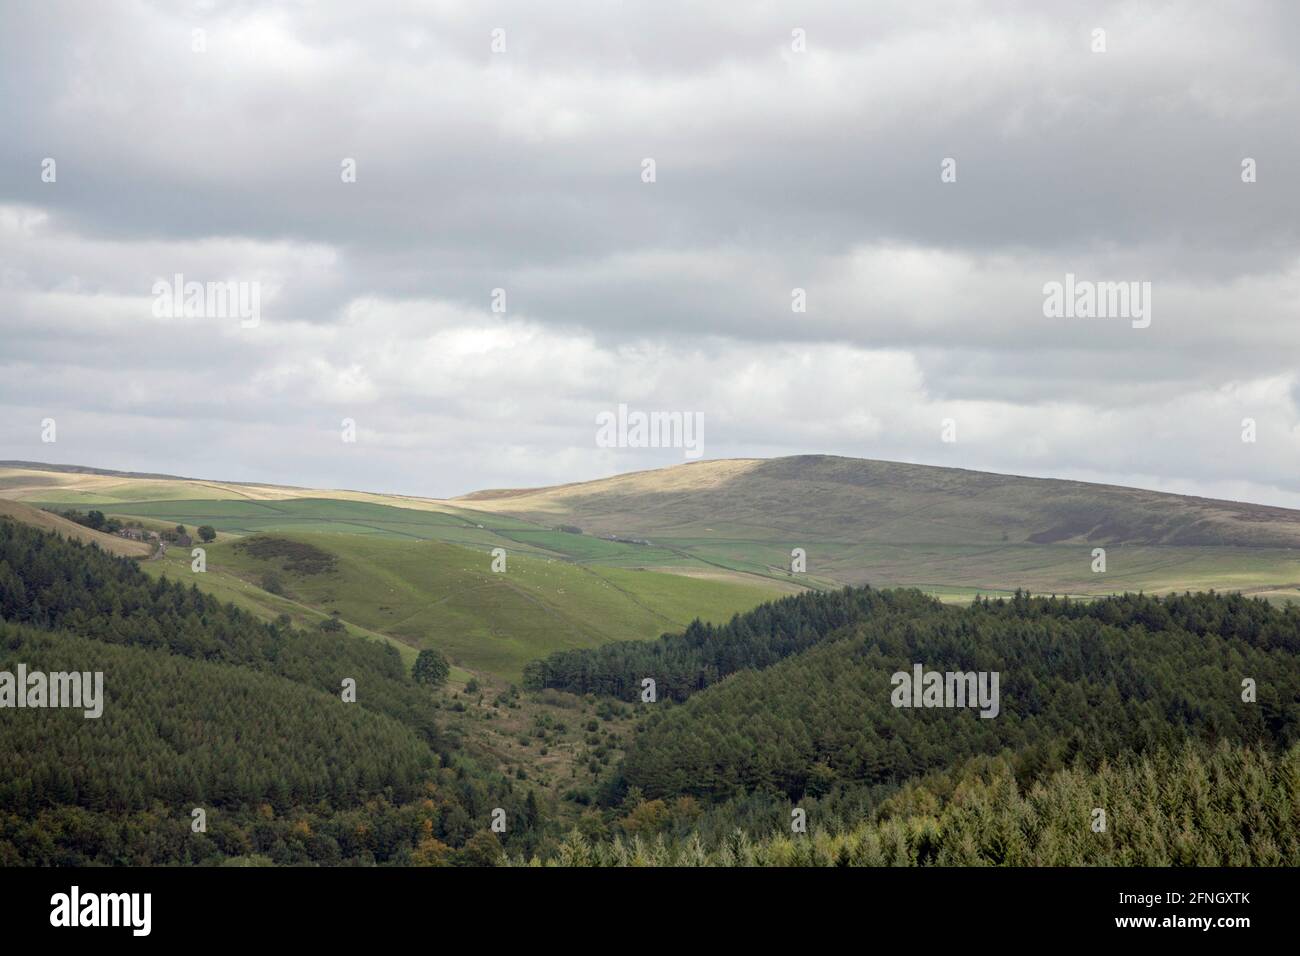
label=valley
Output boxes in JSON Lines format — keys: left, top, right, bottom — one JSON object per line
{"left": 2, "top": 455, "right": 1299, "bottom": 867}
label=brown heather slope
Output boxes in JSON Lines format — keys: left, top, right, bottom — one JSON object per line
{"left": 455, "top": 455, "right": 1300, "bottom": 550}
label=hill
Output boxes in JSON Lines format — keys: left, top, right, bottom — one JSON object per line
{"left": 522, "top": 583, "right": 1300, "bottom": 866}
{"left": 7, "top": 455, "right": 1300, "bottom": 601}
{"left": 0, "top": 499, "right": 150, "bottom": 558}
{"left": 456, "top": 456, "right": 1300, "bottom": 599}
{"left": 615, "top": 588, "right": 1300, "bottom": 801}
{"left": 141, "top": 531, "right": 788, "bottom": 680}
{"left": 0, "top": 462, "right": 461, "bottom": 514}
{"left": 458, "top": 455, "right": 1300, "bottom": 549}
{"left": 501, "top": 582, "right": 1300, "bottom": 867}
{"left": 0, "top": 518, "right": 535, "bottom": 865}
{"left": 0, "top": 465, "right": 792, "bottom": 680}
{"left": 5, "top": 470, "right": 1300, "bottom": 867}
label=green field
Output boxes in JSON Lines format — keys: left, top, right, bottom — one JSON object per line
{"left": 58, "top": 497, "right": 738, "bottom": 570}
{"left": 645, "top": 537, "right": 1300, "bottom": 602}
{"left": 75, "top": 490, "right": 1300, "bottom": 625}
{"left": 142, "top": 529, "right": 786, "bottom": 680}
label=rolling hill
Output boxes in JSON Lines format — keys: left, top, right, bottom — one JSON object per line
{"left": 457, "top": 455, "right": 1300, "bottom": 549}
{"left": 5, "top": 458, "right": 1300, "bottom": 868}
{"left": 455, "top": 456, "right": 1300, "bottom": 600}
{"left": 0, "top": 465, "right": 792, "bottom": 681}
{"left": 5, "top": 454, "right": 1300, "bottom": 612}
{"left": 139, "top": 531, "right": 788, "bottom": 680}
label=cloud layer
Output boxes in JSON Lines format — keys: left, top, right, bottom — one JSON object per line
{"left": 2, "top": 1, "right": 1298, "bottom": 502}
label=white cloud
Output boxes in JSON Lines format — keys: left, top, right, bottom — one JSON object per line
{"left": 1, "top": 2, "right": 1298, "bottom": 504}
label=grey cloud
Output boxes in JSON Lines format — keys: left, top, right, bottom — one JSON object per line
{"left": 1, "top": 1, "right": 1298, "bottom": 503}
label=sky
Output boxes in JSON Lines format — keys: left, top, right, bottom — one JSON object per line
{"left": 2, "top": 1, "right": 1298, "bottom": 503}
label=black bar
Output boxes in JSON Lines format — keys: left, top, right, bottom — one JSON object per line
{"left": 0, "top": 866, "right": 1283, "bottom": 942}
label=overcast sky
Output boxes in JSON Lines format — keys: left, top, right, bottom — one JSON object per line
{"left": 2, "top": 1, "right": 1298, "bottom": 503}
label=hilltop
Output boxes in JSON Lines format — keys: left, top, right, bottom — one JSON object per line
{"left": 456, "top": 455, "right": 1300, "bottom": 550}
{"left": 455, "top": 455, "right": 1300, "bottom": 601}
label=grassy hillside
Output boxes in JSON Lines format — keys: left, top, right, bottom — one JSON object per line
{"left": 143, "top": 531, "right": 786, "bottom": 680}
{"left": 1, "top": 467, "right": 791, "bottom": 680}
{"left": 87, "top": 495, "right": 1300, "bottom": 604}
{"left": 8, "top": 456, "right": 1300, "bottom": 601}
{"left": 0, "top": 499, "right": 150, "bottom": 558}
{"left": 77, "top": 497, "right": 548, "bottom": 548}
{"left": 19, "top": 485, "right": 798, "bottom": 587}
